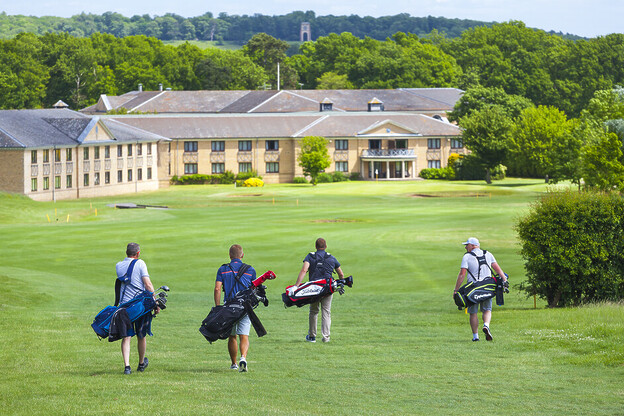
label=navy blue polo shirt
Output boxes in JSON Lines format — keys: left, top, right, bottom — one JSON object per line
{"left": 216, "top": 259, "right": 256, "bottom": 301}
{"left": 303, "top": 250, "right": 340, "bottom": 281}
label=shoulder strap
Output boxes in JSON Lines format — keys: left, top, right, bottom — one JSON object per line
{"left": 466, "top": 251, "right": 493, "bottom": 280}
{"left": 227, "top": 263, "right": 250, "bottom": 299}
{"left": 118, "top": 259, "right": 139, "bottom": 303}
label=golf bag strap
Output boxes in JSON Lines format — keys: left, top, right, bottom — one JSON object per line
{"left": 227, "top": 263, "right": 250, "bottom": 299}
{"left": 466, "top": 250, "right": 496, "bottom": 281}
{"left": 117, "top": 259, "right": 139, "bottom": 306}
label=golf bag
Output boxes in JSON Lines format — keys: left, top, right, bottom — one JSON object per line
{"left": 199, "top": 270, "right": 276, "bottom": 343}
{"left": 453, "top": 277, "right": 498, "bottom": 310}
{"left": 91, "top": 286, "right": 169, "bottom": 340}
{"left": 282, "top": 275, "right": 353, "bottom": 308}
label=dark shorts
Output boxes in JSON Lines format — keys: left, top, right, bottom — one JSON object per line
{"left": 128, "top": 313, "right": 153, "bottom": 338}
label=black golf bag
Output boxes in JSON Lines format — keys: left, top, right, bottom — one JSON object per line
{"left": 199, "top": 270, "right": 275, "bottom": 343}
{"left": 282, "top": 276, "right": 353, "bottom": 308}
{"left": 453, "top": 277, "right": 497, "bottom": 310}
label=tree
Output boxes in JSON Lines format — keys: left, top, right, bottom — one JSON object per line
{"left": 242, "top": 33, "right": 295, "bottom": 89}
{"left": 459, "top": 106, "right": 514, "bottom": 184}
{"left": 315, "top": 72, "right": 353, "bottom": 89}
{"left": 448, "top": 85, "right": 533, "bottom": 123}
{"left": 297, "top": 136, "right": 331, "bottom": 185}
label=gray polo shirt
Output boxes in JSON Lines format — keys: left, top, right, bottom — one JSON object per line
{"left": 116, "top": 257, "right": 150, "bottom": 303}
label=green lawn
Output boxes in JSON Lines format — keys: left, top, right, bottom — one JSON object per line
{"left": 0, "top": 179, "right": 622, "bottom": 415}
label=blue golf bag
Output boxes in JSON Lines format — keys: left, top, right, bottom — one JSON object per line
{"left": 91, "top": 291, "right": 157, "bottom": 340}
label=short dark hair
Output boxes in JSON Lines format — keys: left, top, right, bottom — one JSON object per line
{"left": 229, "top": 244, "right": 243, "bottom": 259}
{"left": 315, "top": 238, "right": 327, "bottom": 250}
{"left": 126, "top": 242, "right": 140, "bottom": 257}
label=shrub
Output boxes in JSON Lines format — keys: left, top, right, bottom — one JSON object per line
{"left": 331, "top": 171, "right": 348, "bottom": 182}
{"left": 316, "top": 172, "right": 333, "bottom": 183}
{"left": 220, "top": 170, "right": 236, "bottom": 184}
{"left": 419, "top": 167, "right": 454, "bottom": 180}
{"left": 453, "top": 154, "right": 506, "bottom": 181}
{"left": 349, "top": 172, "right": 362, "bottom": 181}
{"left": 292, "top": 176, "right": 308, "bottom": 184}
{"left": 515, "top": 190, "right": 624, "bottom": 307}
{"left": 243, "top": 177, "right": 264, "bottom": 187}
{"left": 236, "top": 170, "right": 261, "bottom": 181}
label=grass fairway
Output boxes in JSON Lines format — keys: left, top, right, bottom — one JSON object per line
{"left": 0, "top": 179, "right": 622, "bottom": 415}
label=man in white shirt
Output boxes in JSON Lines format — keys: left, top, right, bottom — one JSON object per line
{"left": 453, "top": 237, "right": 508, "bottom": 342}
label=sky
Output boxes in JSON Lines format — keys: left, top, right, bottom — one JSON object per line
{"left": 1, "top": 0, "right": 621, "bottom": 38}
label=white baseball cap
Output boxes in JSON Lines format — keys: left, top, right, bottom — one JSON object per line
{"left": 462, "top": 237, "right": 480, "bottom": 246}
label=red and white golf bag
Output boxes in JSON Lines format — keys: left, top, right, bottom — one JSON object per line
{"left": 282, "top": 276, "right": 353, "bottom": 308}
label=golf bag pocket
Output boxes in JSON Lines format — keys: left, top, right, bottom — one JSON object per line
{"left": 199, "top": 303, "right": 246, "bottom": 343}
{"left": 282, "top": 279, "right": 332, "bottom": 308}
{"left": 91, "top": 305, "right": 117, "bottom": 338}
{"left": 454, "top": 277, "right": 497, "bottom": 310}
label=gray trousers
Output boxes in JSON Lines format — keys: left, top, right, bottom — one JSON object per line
{"left": 309, "top": 293, "right": 333, "bottom": 341}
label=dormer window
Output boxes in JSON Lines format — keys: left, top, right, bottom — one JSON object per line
{"left": 368, "top": 97, "right": 384, "bottom": 112}
{"left": 320, "top": 98, "right": 333, "bottom": 112}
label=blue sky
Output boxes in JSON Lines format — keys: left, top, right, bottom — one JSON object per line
{"left": 1, "top": 0, "right": 620, "bottom": 38}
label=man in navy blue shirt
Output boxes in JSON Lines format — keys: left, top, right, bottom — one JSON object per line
{"left": 214, "top": 244, "right": 256, "bottom": 372}
{"left": 295, "top": 238, "right": 344, "bottom": 343}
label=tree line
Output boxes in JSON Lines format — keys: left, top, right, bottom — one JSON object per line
{"left": 1, "top": 22, "right": 622, "bottom": 114}
{"left": 0, "top": 11, "right": 506, "bottom": 42}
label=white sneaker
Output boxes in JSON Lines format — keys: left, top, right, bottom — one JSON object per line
{"left": 239, "top": 357, "right": 247, "bottom": 372}
{"left": 483, "top": 326, "right": 493, "bottom": 341}
{"left": 229, "top": 363, "right": 238, "bottom": 370}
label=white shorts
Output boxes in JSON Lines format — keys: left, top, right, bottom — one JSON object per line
{"left": 231, "top": 314, "right": 251, "bottom": 336}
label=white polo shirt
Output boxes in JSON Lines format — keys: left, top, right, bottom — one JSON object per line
{"left": 460, "top": 248, "right": 497, "bottom": 282}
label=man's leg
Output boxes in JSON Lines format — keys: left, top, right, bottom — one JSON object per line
{"left": 239, "top": 335, "right": 249, "bottom": 360}
{"left": 320, "top": 294, "right": 333, "bottom": 342}
{"left": 137, "top": 336, "right": 146, "bottom": 365}
{"left": 228, "top": 335, "right": 238, "bottom": 365}
{"left": 469, "top": 313, "right": 479, "bottom": 334}
{"left": 482, "top": 310, "right": 492, "bottom": 328}
{"left": 308, "top": 300, "right": 320, "bottom": 339}
{"left": 121, "top": 336, "right": 131, "bottom": 366}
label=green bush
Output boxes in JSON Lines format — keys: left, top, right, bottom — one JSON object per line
{"left": 418, "top": 167, "right": 454, "bottom": 180}
{"left": 349, "top": 172, "right": 362, "bottom": 181}
{"left": 453, "top": 154, "right": 506, "bottom": 181}
{"left": 317, "top": 173, "right": 333, "bottom": 183}
{"left": 236, "top": 170, "right": 261, "bottom": 181}
{"left": 331, "top": 171, "right": 348, "bottom": 182}
{"left": 515, "top": 190, "right": 624, "bottom": 307}
{"left": 292, "top": 176, "right": 308, "bottom": 184}
{"left": 172, "top": 172, "right": 238, "bottom": 185}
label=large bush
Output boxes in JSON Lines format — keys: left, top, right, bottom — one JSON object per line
{"left": 515, "top": 191, "right": 624, "bottom": 307}
{"left": 419, "top": 167, "right": 455, "bottom": 180}
{"left": 453, "top": 154, "right": 506, "bottom": 180}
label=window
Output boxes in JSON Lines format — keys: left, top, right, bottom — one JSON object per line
{"left": 137, "top": 143, "right": 142, "bottom": 156}
{"left": 117, "top": 145, "right": 123, "bottom": 157}
{"left": 105, "top": 146, "right": 110, "bottom": 159}
{"left": 127, "top": 144, "right": 133, "bottom": 157}
{"left": 137, "top": 168, "right": 142, "bottom": 181}
{"left": 239, "top": 141, "right": 252, "bottom": 151}
{"left": 31, "top": 178, "right": 37, "bottom": 192}
{"left": 43, "top": 150, "right": 49, "bottom": 163}
{"left": 66, "top": 175, "right": 72, "bottom": 188}
{"left": 266, "top": 140, "right": 279, "bottom": 151}
{"left": 54, "top": 149, "right": 61, "bottom": 162}
{"left": 266, "top": 162, "right": 279, "bottom": 173}
{"left": 396, "top": 139, "right": 408, "bottom": 149}
{"left": 127, "top": 169, "right": 133, "bottom": 181}
{"left": 31, "top": 150, "right": 37, "bottom": 164}
{"left": 335, "top": 140, "right": 348, "bottom": 150}
{"left": 239, "top": 163, "right": 252, "bottom": 173}
{"left": 94, "top": 146, "right": 100, "bottom": 160}
{"left": 336, "top": 161, "right": 348, "bottom": 172}
{"left": 184, "top": 141, "right": 198, "bottom": 152}
{"left": 94, "top": 172, "right": 100, "bottom": 186}
{"left": 117, "top": 170, "right": 123, "bottom": 183}
{"left": 427, "top": 139, "right": 441, "bottom": 149}
{"left": 54, "top": 176, "right": 61, "bottom": 189}
{"left": 147, "top": 167, "right": 152, "bottom": 180}
{"left": 83, "top": 174, "right": 89, "bottom": 187}
{"left": 66, "top": 148, "right": 73, "bottom": 161}
{"left": 147, "top": 143, "right": 152, "bottom": 155}
{"left": 184, "top": 163, "right": 198, "bottom": 174}
{"left": 451, "top": 139, "right": 463, "bottom": 149}
{"left": 43, "top": 177, "right": 49, "bottom": 190}
{"left": 105, "top": 171, "right": 110, "bottom": 184}
{"left": 428, "top": 160, "right": 441, "bottom": 169}
{"left": 212, "top": 163, "right": 225, "bottom": 174}
{"left": 212, "top": 141, "right": 225, "bottom": 152}
{"left": 83, "top": 147, "right": 89, "bottom": 160}
{"left": 368, "top": 140, "right": 381, "bottom": 150}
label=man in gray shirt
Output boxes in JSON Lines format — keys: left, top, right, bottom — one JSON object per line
{"left": 115, "top": 242, "right": 159, "bottom": 374}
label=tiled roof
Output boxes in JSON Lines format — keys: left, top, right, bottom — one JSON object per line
{"left": 83, "top": 88, "right": 463, "bottom": 114}
{"left": 0, "top": 109, "right": 167, "bottom": 149}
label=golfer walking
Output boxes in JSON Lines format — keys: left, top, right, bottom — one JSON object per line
{"left": 214, "top": 244, "right": 256, "bottom": 372}
{"left": 453, "top": 237, "right": 508, "bottom": 341}
{"left": 295, "top": 238, "right": 344, "bottom": 343}
{"left": 116, "top": 242, "right": 159, "bottom": 375}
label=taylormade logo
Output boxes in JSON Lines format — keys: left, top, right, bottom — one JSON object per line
{"left": 473, "top": 293, "right": 490, "bottom": 300}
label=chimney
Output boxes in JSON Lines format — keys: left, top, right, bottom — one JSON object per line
{"left": 138, "top": 83, "right": 143, "bottom": 92}
{"left": 159, "top": 83, "right": 163, "bottom": 91}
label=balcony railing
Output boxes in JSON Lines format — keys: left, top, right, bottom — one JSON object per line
{"left": 334, "top": 150, "right": 349, "bottom": 161}
{"left": 361, "top": 149, "right": 415, "bottom": 158}
{"left": 31, "top": 164, "right": 38, "bottom": 177}
{"left": 210, "top": 152, "right": 225, "bottom": 163}
{"left": 66, "top": 162, "right": 73, "bottom": 174}
{"left": 264, "top": 151, "right": 280, "bottom": 162}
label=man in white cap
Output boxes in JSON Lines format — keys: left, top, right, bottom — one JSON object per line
{"left": 453, "top": 237, "right": 508, "bottom": 341}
